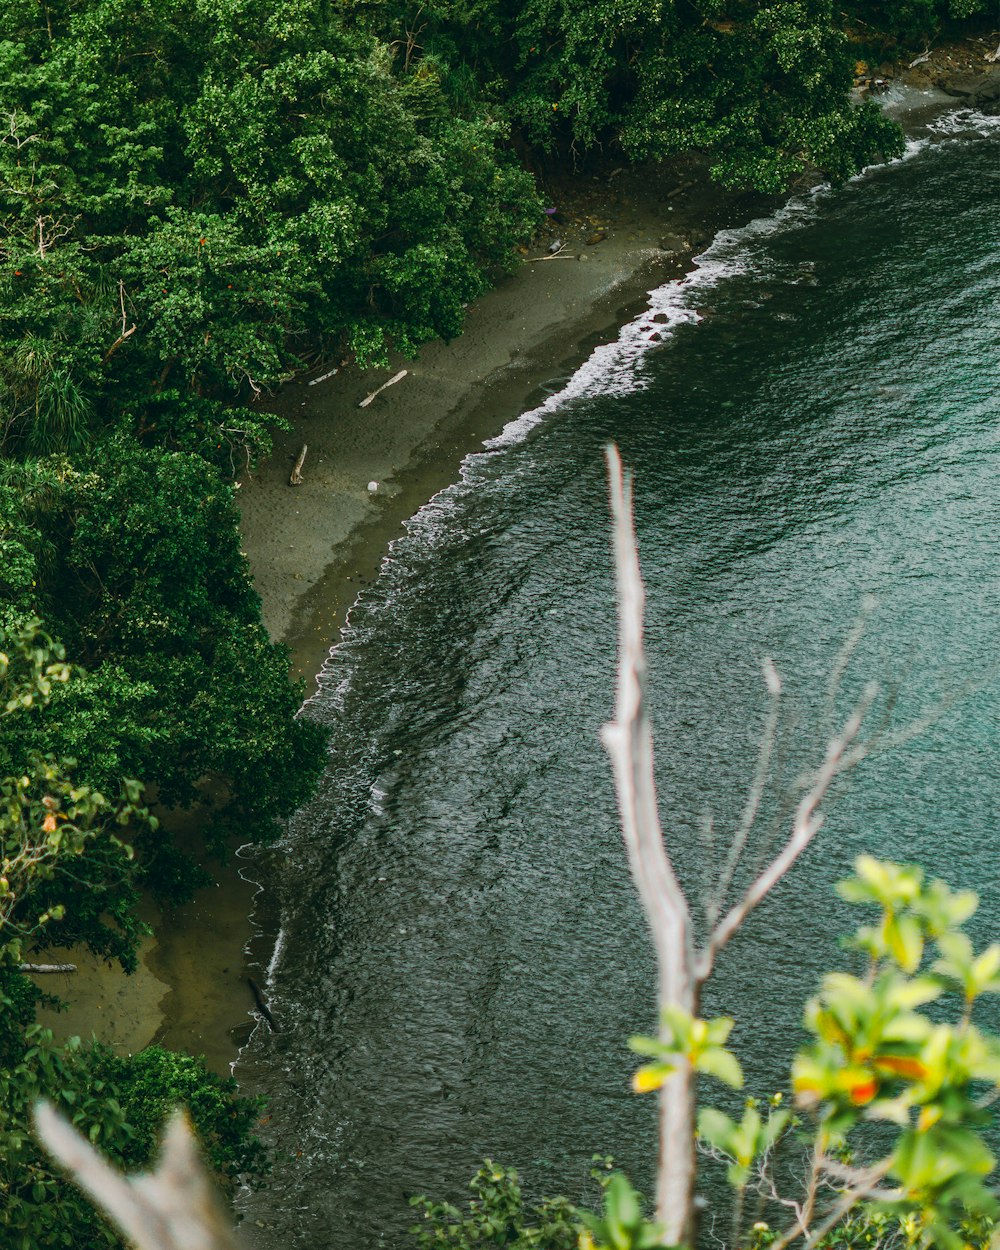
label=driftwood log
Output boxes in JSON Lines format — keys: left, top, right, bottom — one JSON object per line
{"left": 358, "top": 368, "right": 407, "bottom": 408}
{"left": 307, "top": 365, "right": 339, "bottom": 387}
{"left": 289, "top": 444, "right": 308, "bottom": 486}
{"left": 19, "top": 962, "right": 77, "bottom": 973}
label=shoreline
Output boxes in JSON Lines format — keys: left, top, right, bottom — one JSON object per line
{"left": 239, "top": 165, "right": 755, "bottom": 675}
{"left": 38, "top": 164, "right": 733, "bottom": 1071}
{"left": 39, "top": 48, "right": 998, "bottom": 1072}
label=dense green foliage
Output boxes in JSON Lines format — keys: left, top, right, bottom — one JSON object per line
{"left": 0, "top": 0, "right": 544, "bottom": 934}
{"left": 91, "top": 1045, "right": 269, "bottom": 1198}
{"left": 0, "top": 0, "right": 540, "bottom": 455}
{"left": 1, "top": 460, "right": 326, "bottom": 924}
{"left": 410, "top": 1160, "right": 582, "bottom": 1248}
{"left": 0, "top": 627, "right": 268, "bottom": 1249}
{"left": 0, "top": 1023, "right": 135, "bottom": 1248}
{"left": 4, "top": 449, "right": 324, "bottom": 855}
{"left": 0, "top": 1025, "right": 269, "bottom": 1249}
{"left": 354, "top": 0, "right": 907, "bottom": 192}
{"left": 0, "top": 0, "right": 982, "bottom": 469}
{"left": 0, "top": 620, "right": 148, "bottom": 968}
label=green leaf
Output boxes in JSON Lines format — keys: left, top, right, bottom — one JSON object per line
{"left": 886, "top": 912, "right": 924, "bottom": 973}
{"left": 697, "top": 1107, "right": 735, "bottom": 1152}
{"left": 695, "top": 1047, "right": 744, "bottom": 1089}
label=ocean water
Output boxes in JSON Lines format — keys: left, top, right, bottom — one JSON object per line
{"left": 238, "top": 108, "right": 1000, "bottom": 1247}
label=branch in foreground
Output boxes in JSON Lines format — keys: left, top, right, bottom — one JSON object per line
{"left": 601, "top": 443, "right": 697, "bottom": 1245}
{"left": 34, "top": 1102, "right": 243, "bottom": 1250}
{"left": 696, "top": 681, "right": 876, "bottom": 985}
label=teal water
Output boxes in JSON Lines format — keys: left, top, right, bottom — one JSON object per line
{"left": 239, "top": 109, "right": 1000, "bottom": 1248}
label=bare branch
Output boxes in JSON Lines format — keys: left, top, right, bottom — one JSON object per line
{"left": 823, "top": 595, "right": 875, "bottom": 718}
{"left": 698, "top": 683, "right": 876, "bottom": 984}
{"left": 706, "top": 657, "right": 782, "bottom": 925}
{"left": 601, "top": 443, "right": 696, "bottom": 1243}
{"left": 103, "top": 324, "right": 137, "bottom": 364}
{"left": 358, "top": 368, "right": 407, "bottom": 408}
{"left": 601, "top": 444, "right": 693, "bottom": 999}
{"left": 35, "top": 1102, "right": 243, "bottom": 1250}
{"left": 34, "top": 212, "right": 75, "bottom": 259}
{"left": 2, "top": 111, "right": 40, "bottom": 150}
{"left": 289, "top": 443, "right": 308, "bottom": 486}
{"left": 769, "top": 1160, "right": 896, "bottom": 1250}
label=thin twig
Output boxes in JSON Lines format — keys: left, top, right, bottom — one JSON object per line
{"left": 769, "top": 1161, "right": 895, "bottom": 1250}
{"left": 707, "top": 657, "right": 782, "bottom": 924}
{"left": 697, "top": 682, "right": 877, "bottom": 984}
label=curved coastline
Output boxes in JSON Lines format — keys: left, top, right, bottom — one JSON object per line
{"left": 38, "top": 46, "right": 999, "bottom": 1073}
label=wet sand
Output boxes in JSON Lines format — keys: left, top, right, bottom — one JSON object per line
{"left": 36, "top": 819, "right": 263, "bottom": 1073}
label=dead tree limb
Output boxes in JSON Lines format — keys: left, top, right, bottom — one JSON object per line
{"left": 601, "top": 444, "right": 697, "bottom": 1245}
{"left": 19, "top": 962, "right": 76, "bottom": 973}
{"left": 601, "top": 445, "right": 882, "bottom": 1244}
{"left": 696, "top": 682, "right": 875, "bottom": 986}
{"left": 358, "top": 368, "right": 407, "bottom": 408}
{"left": 103, "top": 325, "right": 136, "bottom": 363}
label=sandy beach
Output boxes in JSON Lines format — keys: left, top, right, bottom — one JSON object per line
{"left": 35, "top": 39, "right": 998, "bottom": 1072}
{"left": 238, "top": 160, "right": 751, "bottom": 678}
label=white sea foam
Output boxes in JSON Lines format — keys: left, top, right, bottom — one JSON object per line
{"left": 484, "top": 195, "right": 820, "bottom": 453}
{"left": 479, "top": 103, "right": 996, "bottom": 456}
{"left": 309, "top": 103, "right": 996, "bottom": 679}
{"left": 926, "top": 105, "right": 1000, "bottom": 138}
{"left": 266, "top": 924, "right": 287, "bottom": 984}
{"left": 369, "top": 780, "right": 388, "bottom": 816}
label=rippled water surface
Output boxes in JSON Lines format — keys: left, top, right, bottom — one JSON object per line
{"left": 240, "top": 112, "right": 1000, "bottom": 1247}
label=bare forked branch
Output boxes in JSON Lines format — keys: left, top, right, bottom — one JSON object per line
{"left": 34, "top": 1103, "right": 243, "bottom": 1250}
{"left": 697, "top": 680, "right": 877, "bottom": 985}
{"left": 769, "top": 1160, "right": 895, "bottom": 1250}
{"left": 103, "top": 278, "right": 137, "bottom": 362}
{"left": 3, "top": 110, "right": 40, "bottom": 150}
{"left": 707, "top": 656, "right": 782, "bottom": 926}
{"left": 600, "top": 446, "right": 886, "bottom": 1243}
{"left": 823, "top": 595, "right": 875, "bottom": 716}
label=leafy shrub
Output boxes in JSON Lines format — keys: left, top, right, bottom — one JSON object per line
{"left": 93, "top": 1046, "right": 270, "bottom": 1198}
